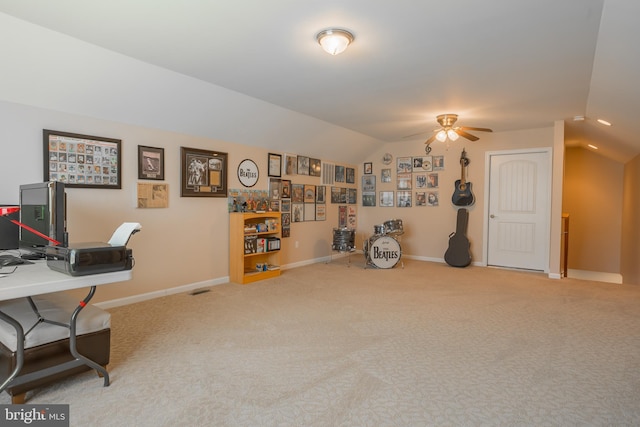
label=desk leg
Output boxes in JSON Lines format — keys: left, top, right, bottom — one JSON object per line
{"left": 69, "top": 286, "right": 110, "bottom": 387}
{"left": 0, "top": 311, "right": 25, "bottom": 394}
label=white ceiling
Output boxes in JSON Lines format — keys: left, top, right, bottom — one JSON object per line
{"left": 0, "top": 0, "right": 638, "bottom": 163}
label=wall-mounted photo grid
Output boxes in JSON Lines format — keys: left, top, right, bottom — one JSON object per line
{"left": 369, "top": 155, "right": 443, "bottom": 208}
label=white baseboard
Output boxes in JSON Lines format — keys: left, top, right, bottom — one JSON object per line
{"left": 95, "top": 276, "right": 229, "bottom": 309}
{"left": 567, "top": 269, "right": 622, "bottom": 284}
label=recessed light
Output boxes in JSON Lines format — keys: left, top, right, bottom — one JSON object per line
{"left": 597, "top": 119, "right": 612, "bottom": 126}
{"left": 588, "top": 144, "right": 598, "bottom": 150}
{"left": 573, "top": 115, "right": 585, "bottom": 121}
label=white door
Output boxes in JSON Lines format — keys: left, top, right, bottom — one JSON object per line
{"left": 487, "top": 150, "right": 551, "bottom": 271}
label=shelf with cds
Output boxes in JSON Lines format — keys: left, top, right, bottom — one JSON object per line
{"left": 230, "top": 212, "right": 281, "bottom": 284}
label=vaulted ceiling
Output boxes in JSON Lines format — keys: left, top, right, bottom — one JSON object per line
{"left": 1, "top": 0, "right": 638, "bottom": 163}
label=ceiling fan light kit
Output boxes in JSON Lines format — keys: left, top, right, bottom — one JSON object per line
{"left": 316, "top": 28, "right": 354, "bottom": 55}
{"left": 425, "top": 113, "right": 493, "bottom": 147}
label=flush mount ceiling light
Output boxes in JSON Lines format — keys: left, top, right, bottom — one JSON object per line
{"left": 316, "top": 28, "right": 354, "bottom": 55}
{"left": 597, "top": 118, "right": 612, "bottom": 126}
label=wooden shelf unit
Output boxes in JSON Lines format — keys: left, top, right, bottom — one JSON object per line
{"left": 230, "top": 212, "right": 282, "bottom": 284}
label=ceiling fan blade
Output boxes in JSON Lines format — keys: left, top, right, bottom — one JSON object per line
{"left": 424, "top": 134, "right": 437, "bottom": 144}
{"left": 459, "top": 126, "right": 493, "bottom": 133}
{"left": 456, "top": 129, "right": 480, "bottom": 141}
{"left": 403, "top": 129, "right": 432, "bottom": 139}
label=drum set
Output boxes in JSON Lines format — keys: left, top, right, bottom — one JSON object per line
{"left": 363, "top": 219, "right": 404, "bottom": 269}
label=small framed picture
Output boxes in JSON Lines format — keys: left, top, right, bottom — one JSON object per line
{"left": 138, "top": 145, "right": 165, "bottom": 180}
{"left": 297, "top": 156, "right": 310, "bottom": 175}
{"left": 285, "top": 154, "right": 297, "bottom": 175}
{"left": 268, "top": 153, "right": 282, "bottom": 177}
{"left": 364, "top": 162, "right": 373, "bottom": 174}
{"left": 380, "top": 191, "right": 394, "bottom": 207}
{"left": 281, "top": 179, "right": 291, "bottom": 199}
{"left": 397, "top": 190, "right": 412, "bottom": 207}
{"left": 397, "top": 157, "right": 412, "bottom": 173}
{"left": 381, "top": 168, "right": 392, "bottom": 183}
{"left": 346, "top": 167, "right": 355, "bottom": 184}
{"left": 309, "top": 158, "right": 322, "bottom": 177}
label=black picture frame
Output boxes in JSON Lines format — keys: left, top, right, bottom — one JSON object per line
{"left": 268, "top": 153, "right": 282, "bottom": 177}
{"left": 138, "top": 145, "right": 165, "bottom": 180}
{"left": 180, "top": 146, "right": 228, "bottom": 197}
{"left": 44, "top": 129, "right": 122, "bottom": 189}
{"left": 364, "top": 162, "right": 373, "bottom": 175}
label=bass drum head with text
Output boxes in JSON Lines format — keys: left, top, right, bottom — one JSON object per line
{"left": 367, "top": 235, "right": 401, "bottom": 269}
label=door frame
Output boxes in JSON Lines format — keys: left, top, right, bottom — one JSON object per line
{"left": 482, "top": 147, "right": 553, "bottom": 272}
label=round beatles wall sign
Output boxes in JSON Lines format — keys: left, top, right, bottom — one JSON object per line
{"left": 237, "top": 159, "right": 259, "bottom": 187}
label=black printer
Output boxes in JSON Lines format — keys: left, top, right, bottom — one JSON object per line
{"left": 46, "top": 242, "right": 133, "bottom": 276}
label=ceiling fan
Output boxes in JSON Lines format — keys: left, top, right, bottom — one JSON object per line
{"left": 422, "top": 114, "right": 493, "bottom": 152}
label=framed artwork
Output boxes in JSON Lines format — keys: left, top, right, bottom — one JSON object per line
{"left": 364, "top": 162, "right": 373, "bottom": 174}
{"left": 348, "top": 188, "right": 357, "bottom": 204}
{"left": 281, "top": 179, "right": 291, "bottom": 199}
{"left": 270, "top": 200, "right": 280, "bottom": 211}
{"left": 309, "top": 158, "right": 321, "bottom": 177}
{"left": 268, "top": 153, "right": 282, "bottom": 177}
{"left": 285, "top": 154, "right": 297, "bottom": 175}
{"left": 304, "top": 185, "right": 316, "bottom": 203}
{"left": 315, "top": 204, "right": 326, "bottom": 221}
{"left": 137, "top": 183, "right": 169, "bottom": 208}
{"left": 44, "top": 129, "right": 122, "bottom": 189}
{"left": 269, "top": 178, "right": 281, "bottom": 199}
{"left": 397, "top": 190, "right": 412, "bottom": 207}
{"left": 427, "top": 191, "right": 439, "bottom": 206}
{"left": 362, "top": 175, "right": 376, "bottom": 192}
{"left": 292, "top": 203, "right": 304, "bottom": 222}
{"left": 291, "top": 183, "right": 304, "bottom": 202}
{"left": 281, "top": 199, "right": 291, "bottom": 212}
{"left": 335, "top": 165, "right": 345, "bottom": 182}
{"left": 414, "top": 173, "right": 428, "bottom": 189}
{"left": 316, "top": 185, "right": 326, "bottom": 203}
{"left": 330, "top": 186, "right": 341, "bottom": 203}
{"left": 282, "top": 212, "right": 291, "bottom": 226}
{"left": 432, "top": 155, "right": 445, "bottom": 171}
{"left": 237, "top": 158, "right": 259, "bottom": 187}
{"left": 415, "top": 191, "right": 427, "bottom": 206}
{"left": 180, "top": 146, "right": 227, "bottom": 197}
{"left": 412, "top": 156, "right": 433, "bottom": 172}
{"left": 138, "top": 145, "right": 165, "bottom": 181}
{"left": 338, "top": 205, "right": 347, "bottom": 228}
{"left": 304, "top": 203, "right": 316, "bottom": 221}
{"left": 381, "top": 168, "right": 392, "bottom": 183}
{"left": 362, "top": 192, "right": 376, "bottom": 207}
{"left": 396, "top": 156, "right": 413, "bottom": 173}
{"left": 380, "top": 191, "right": 394, "bottom": 207}
{"left": 397, "top": 173, "right": 412, "bottom": 190}
{"left": 427, "top": 173, "right": 439, "bottom": 188}
{"left": 297, "top": 156, "right": 310, "bottom": 175}
{"left": 346, "top": 167, "right": 355, "bottom": 184}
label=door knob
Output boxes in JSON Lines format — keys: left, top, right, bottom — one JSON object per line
{"left": 490, "top": 214, "right": 496, "bottom": 218}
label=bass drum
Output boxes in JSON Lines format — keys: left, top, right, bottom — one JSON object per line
{"left": 366, "top": 235, "right": 402, "bottom": 269}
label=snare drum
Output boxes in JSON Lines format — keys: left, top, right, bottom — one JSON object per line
{"left": 332, "top": 227, "right": 355, "bottom": 252}
{"left": 383, "top": 219, "right": 404, "bottom": 236}
{"left": 373, "top": 224, "right": 386, "bottom": 235}
{"left": 365, "top": 235, "right": 402, "bottom": 269}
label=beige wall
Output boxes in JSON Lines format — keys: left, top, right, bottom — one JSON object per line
{"left": 621, "top": 154, "right": 640, "bottom": 285}
{"left": 357, "top": 127, "right": 560, "bottom": 272}
{"left": 0, "top": 101, "right": 356, "bottom": 304}
{"left": 563, "top": 147, "right": 623, "bottom": 274}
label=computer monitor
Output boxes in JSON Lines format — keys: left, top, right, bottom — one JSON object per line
{"left": 18, "top": 181, "right": 67, "bottom": 254}
{"left": 0, "top": 205, "right": 19, "bottom": 250}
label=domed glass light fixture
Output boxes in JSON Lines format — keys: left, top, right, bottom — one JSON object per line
{"left": 316, "top": 29, "right": 354, "bottom": 55}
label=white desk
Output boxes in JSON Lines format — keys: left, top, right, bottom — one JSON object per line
{"left": 0, "top": 260, "right": 132, "bottom": 302}
{"left": 0, "top": 260, "right": 132, "bottom": 396}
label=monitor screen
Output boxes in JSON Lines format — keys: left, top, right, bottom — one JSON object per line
{"left": 18, "top": 182, "right": 67, "bottom": 253}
